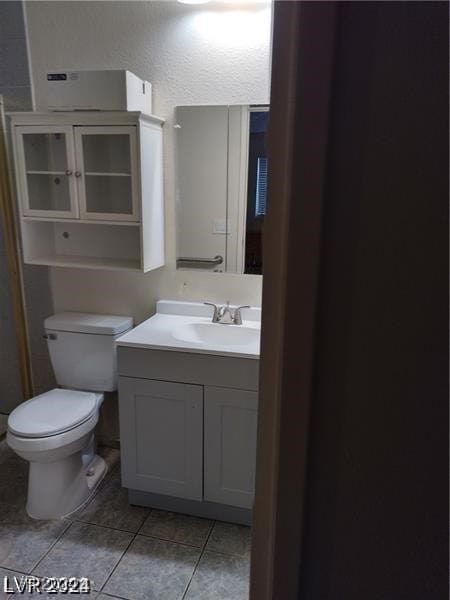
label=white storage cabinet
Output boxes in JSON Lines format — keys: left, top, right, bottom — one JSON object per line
{"left": 9, "top": 111, "right": 165, "bottom": 272}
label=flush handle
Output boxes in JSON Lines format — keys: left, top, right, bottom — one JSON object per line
{"left": 43, "top": 333, "right": 57, "bottom": 340}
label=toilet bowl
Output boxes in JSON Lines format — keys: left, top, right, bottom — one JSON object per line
{"left": 6, "top": 311, "right": 133, "bottom": 520}
{"left": 7, "top": 388, "right": 106, "bottom": 519}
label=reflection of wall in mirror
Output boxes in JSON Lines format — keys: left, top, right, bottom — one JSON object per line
{"left": 176, "top": 106, "right": 228, "bottom": 271}
{"left": 176, "top": 105, "right": 252, "bottom": 274}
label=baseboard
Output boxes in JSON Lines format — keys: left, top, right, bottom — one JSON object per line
{"left": 128, "top": 488, "right": 252, "bottom": 526}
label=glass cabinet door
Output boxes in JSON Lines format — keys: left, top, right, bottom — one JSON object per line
{"left": 75, "top": 127, "right": 139, "bottom": 222}
{"left": 15, "top": 126, "right": 78, "bottom": 218}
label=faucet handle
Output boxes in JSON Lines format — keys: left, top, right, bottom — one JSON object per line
{"left": 204, "top": 302, "right": 219, "bottom": 322}
{"left": 233, "top": 305, "right": 250, "bottom": 325}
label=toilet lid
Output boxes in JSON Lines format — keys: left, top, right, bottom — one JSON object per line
{"left": 8, "top": 389, "right": 98, "bottom": 438}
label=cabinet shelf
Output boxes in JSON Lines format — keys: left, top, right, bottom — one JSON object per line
{"left": 21, "top": 219, "right": 144, "bottom": 272}
{"left": 22, "top": 216, "right": 140, "bottom": 226}
{"left": 27, "top": 254, "right": 141, "bottom": 272}
{"left": 26, "top": 170, "right": 66, "bottom": 175}
{"left": 85, "top": 172, "right": 131, "bottom": 177}
{"left": 26, "top": 171, "right": 133, "bottom": 177}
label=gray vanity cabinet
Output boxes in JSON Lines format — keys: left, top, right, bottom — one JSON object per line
{"left": 204, "top": 386, "right": 258, "bottom": 509}
{"left": 117, "top": 346, "right": 259, "bottom": 523}
{"left": 118, "top": 377, "right": 203, "bottom": 501}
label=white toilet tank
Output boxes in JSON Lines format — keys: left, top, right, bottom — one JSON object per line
{"left": 44, "top": 312, "right": 133, "bottom": 392}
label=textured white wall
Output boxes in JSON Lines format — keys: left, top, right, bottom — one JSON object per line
{"left": 24, "top": 0, "right": 271, "bottom": 322}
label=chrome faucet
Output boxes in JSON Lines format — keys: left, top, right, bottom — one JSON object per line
{"left": 204, "top": 302, "right": 250, "bottom": 325}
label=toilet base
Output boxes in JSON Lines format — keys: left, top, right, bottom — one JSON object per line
{"left": 26, "top": 453, "right": 107, "bottom": 520}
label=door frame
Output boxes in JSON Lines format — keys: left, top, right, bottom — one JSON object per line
{"left": 0, "top": 97, "right": 33, "bottom": 405}
{"left": 250, "top": 2, "right": 337, "bottom": 598}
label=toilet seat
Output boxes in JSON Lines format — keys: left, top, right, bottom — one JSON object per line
{"left": 8, "top": 389, "right": 98, "bottom": 438}
{"left": 7, "top": 411, "right": 99, "bottom": 456}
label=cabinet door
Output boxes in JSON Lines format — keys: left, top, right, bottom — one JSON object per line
{"left": 14, "top": 126, "right": 79, "bottom": 218}
{"left": 119, "top": 377, "right": 203, "bottom": 500}
{"left": 75, "top": 126, "right": 139, "bottom": 221}
{"left": 204, "top": 386, "right": 258, "bottom": 509}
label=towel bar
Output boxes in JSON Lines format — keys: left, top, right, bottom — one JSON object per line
{"left": 176, "top": 255, "right": 223, "bottom": 267}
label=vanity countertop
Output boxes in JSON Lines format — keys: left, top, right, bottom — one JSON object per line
{"left": 116, "top": 300, "right": 261, "bottom": 359}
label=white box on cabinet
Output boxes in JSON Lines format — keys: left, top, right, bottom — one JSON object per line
{"left": 46, "top": 70, "right": 152, "bottom": 113}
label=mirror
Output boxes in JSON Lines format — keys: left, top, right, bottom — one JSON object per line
{"left": 175, "top": 104, "right": 268, "bottom": 275}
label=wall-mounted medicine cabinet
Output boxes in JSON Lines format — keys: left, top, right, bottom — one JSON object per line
{"left": 9, "top": 111, "right": 165, "bottom": 272}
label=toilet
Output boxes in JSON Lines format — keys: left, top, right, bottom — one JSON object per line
{"left": 7, "top": 312, "right": 133, "bottom": 520}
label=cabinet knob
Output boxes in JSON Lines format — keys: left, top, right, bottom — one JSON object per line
{"left": 65, "top": 169, "right": 73, "bottom": 176}
{"left": 75, "top": 171, "right": 82, "bottom": 178}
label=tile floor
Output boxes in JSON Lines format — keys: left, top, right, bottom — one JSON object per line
{"left": 0, "top": 441, "right": 251, "bottom": 599}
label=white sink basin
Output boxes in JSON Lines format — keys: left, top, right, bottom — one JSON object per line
{"left": 116, "top": 300, "right": 261, "bottom": 359}
{"left": 173, "top": 322, "right": 260, "bottom": 347}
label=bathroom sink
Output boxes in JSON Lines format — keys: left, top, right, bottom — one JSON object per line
{"left": 116, "top": 300, "right": 261, "bottom": 359}
{"left": 172, "top": 322, "right": 259, "bottom": 347}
